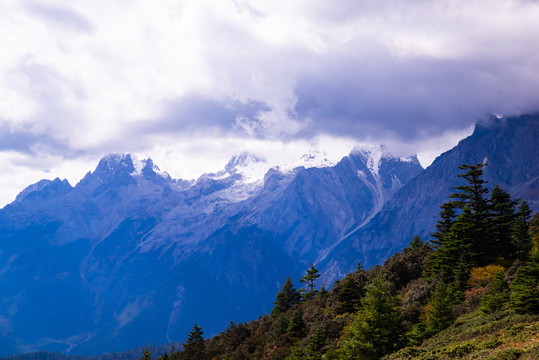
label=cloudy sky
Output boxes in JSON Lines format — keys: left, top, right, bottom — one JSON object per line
{"left": 1, "top": 0, "right": 539, "bottom": 206}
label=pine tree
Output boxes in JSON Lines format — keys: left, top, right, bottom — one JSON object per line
{"left": 450, "top": 164, "right": 489, "bottom": 212}
{"left": 300, "top": 263, "right": 321, "bottom": 300}
{"left": 181, "top": 324, "right": 205, "bottom": 360}
{"left": 271, "top": 275, "right": 301, "bottom": 316}
{"left": 529, "top": 213, "right": 539, "bottom": 255}
{"left": 186, "top": 324, "right": 204, "bottom": 346}
{"left": 510, "top": 255, "right": 539, "bottom": 314}
{"left": 432, "top": 209, "right": 474, "bottom": 281}
{"left": 139, "top": 344, "right": 152, "bottom": 360}
{"left": 410, "top": 235, "right": 424, "bottom": 251}
{"left": 452, "top": 255, "right": 469, "bottom": 299}
{"left": 479, "top": 269, "right": 509, "bottom": 314}
{"left": 424, "top": 281, "right": 455, "bottom": 336}
{"left": 272, "top": 314, "right": 289, "bottom": 339}
{"left": 306, "top": 327, "right": 326, "bottom": 359}
{"left": 512, "top": 201, "right": 532, "bottom": 261}
{"left": 448, "top": 163, "right": 492, "bottom": 265}
{"left": 490, "top": 185, "right": 518, "bottom": 261}
{"left": 287, "top": 310, "right": 307, "bottom": 338}
{"left": 335, "top": 276, "right": 363, "bottom": 314}
{"left": 338, "top": 277, "right": 407, "bottom": 360}
{"left": 431, "top": 202, "right": 457, "bottom": 249}
{"left": 432, "top": 164, "right": 502, "bottom": 280}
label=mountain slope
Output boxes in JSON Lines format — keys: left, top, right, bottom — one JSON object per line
{"left": 0, "top": 147, "right": 422, "bottom": 355}
{"left": 319, "top": 114, "right": 539, "bottom": 281}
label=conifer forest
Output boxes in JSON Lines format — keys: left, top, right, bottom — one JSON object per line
{"left": 136, "top": 164, "right": 539, "bottom": 360}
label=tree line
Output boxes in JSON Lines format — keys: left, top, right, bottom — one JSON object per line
{"left": 143, "top": 163, "right": 539, "bottom": 360}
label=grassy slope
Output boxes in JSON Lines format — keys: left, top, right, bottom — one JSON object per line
{"left": 384, "top": 310, "right": 539, "bottom": 360}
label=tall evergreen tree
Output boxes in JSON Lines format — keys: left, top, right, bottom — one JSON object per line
{"left": 335, "top": 276, "right": 363, "bottom": 314}
{"left": 452, "top": 255, "right": 469, "bottom": 299}
{"left": 300, "top": 263, "right": 321, "bottom": 300}
{"left": 448, "top": 164, "right": 492, "bottom": 266}
{"left": 449, "top": 164, "right": 490, "bottom": 211}
{"left": 432, "top": 208, "right": 474, "bottom": 281}
{"left": 424, "top": 281, "right": 455, "bottom": 337}
{"left": 490, "top": 185, "right": 518, "bottom": 261}
{"left": 512, "top": 201, "right": 532, "bottom": 260}
{"left": 272, "top": 314, "right": 289, "bottom": 339}
{"left": 139, "top": 344, "right": 152, "bottom": 360}
{"left": 306, "top": 327, "right": 326, "bottom": 358}
{"left": 182, "top": 323, "right": 204, "bottom": 357}
{"left": 185, "top": 324, "right": 204, "bottom": 346}
{"left": 430, "top": 164, "right": 517, "bottom": 280}
{"left": 431, "top": 202, "right": 457, "bottom": 249}
{"left": 529, "top": 213, "right": 539, "bottom": 254}
{"left": 510, "top": 255, "right": 539, "bottom": 314}
{"left": 337, "top": 277, "right": 407, "bottom": 360}
{"left": 287, "top": 310, "right": 307, "bottom": 338}
{"left": 479, "top": 269, "right": 509, "bottom": 314}
{"left": 410, "top": 235, "right": 424, "bottom": 251}
{"left": 271, "top": 275, "right": 301, "bottom": 316}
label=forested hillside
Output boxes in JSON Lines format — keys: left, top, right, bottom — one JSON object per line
{"left": 149, "top": 164, "right": 539, "bottom": 360}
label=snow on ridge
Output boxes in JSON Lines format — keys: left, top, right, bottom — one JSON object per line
{"left": 399, "top": 156, "right": 415, "bottom": 163}
{"left": 298, "top": 149, "right": 334, "bottom": 169}
{"left": 203, "top": 152, "right": 270, "bottom": 185}
{"left": 129, "top": 154, "right": 144, "bottom": 175}
{"left": 350, "top": 144, "right": 386, "bottom": 175}
{"left": 227, "top": 153, "right": 270, "bottom": 184}
{"left": 279, "top": 149, "right": 335, "bottom": 173}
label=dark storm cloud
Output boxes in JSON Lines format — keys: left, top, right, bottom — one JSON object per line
{"left": 0, "top": 123, "right": 71, "bottom": 155}
{"left": 26, "top": 2, "right": 94, "bottom": 33}
{"left": 293, "top": 47, "right": 539, "bottom": 141}
{"left": 132, "top": 94, "right": 270, "bottom": 137}
{"left": 3, "top": 0, "right": 539, "bottom": 156}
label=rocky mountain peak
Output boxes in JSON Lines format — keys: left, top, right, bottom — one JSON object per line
{"left": 86, "top": 153, "right": 172, "bottom": 186}
{"left": 93, "top": 153, "right": 139, "bottom": 177}
{"left": 14, "top": 177, "right": 72, "bottom": 203}
{"left": 224, "top": 152, "right": 266, "bottom": 172}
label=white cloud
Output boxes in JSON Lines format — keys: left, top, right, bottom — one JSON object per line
{"left": 1, "top": 0, "right": 538, "bottom": 206}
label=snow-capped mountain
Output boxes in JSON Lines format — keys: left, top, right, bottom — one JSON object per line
{"left": 0, "top": 146, "right": 422, "bottom": 355}
{"left": 2, "top": 114, "right": 537, "bottom": 356}
{"left": 318, "top": 114, "right": 539, "bottom": 282}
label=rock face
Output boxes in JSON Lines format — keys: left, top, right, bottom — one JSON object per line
{"left": 0, "top": 147, "right": 422, "bottom": 355}
{"left": 319, "top": 114, "right": 539, "bottom": 282}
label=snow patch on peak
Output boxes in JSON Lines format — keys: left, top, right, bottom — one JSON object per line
{"left": 223, "top": 153, "right": 269, "bottom": 184}
{"left": 95, "top": 153, "right": 137, "bottom": 174}
{"left": 351, "top": 145, "right": 420, "bottom": 172}
{"left": 278, "top": 149, "right": 335, "bottom": 174}
{"left": 298, "top": 149, "right": 334, "bottom": 169}
{"left": 399, "top": 156, "right": 418, "bottom": 163}
{"left": 94, "top": 153, "right": 172, "bottom": 183}
{"left": 130, "top": 154, "right": 144, "bottom": 175}
{"left": 351, "top": 144, "right": 387, "bottom": 175}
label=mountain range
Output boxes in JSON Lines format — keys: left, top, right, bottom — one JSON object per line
{"left": 0, "top": 114, "right": 538, "bottom": 356}
{"left": 319, "top": 114, "right": 539, "bottom": 280}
